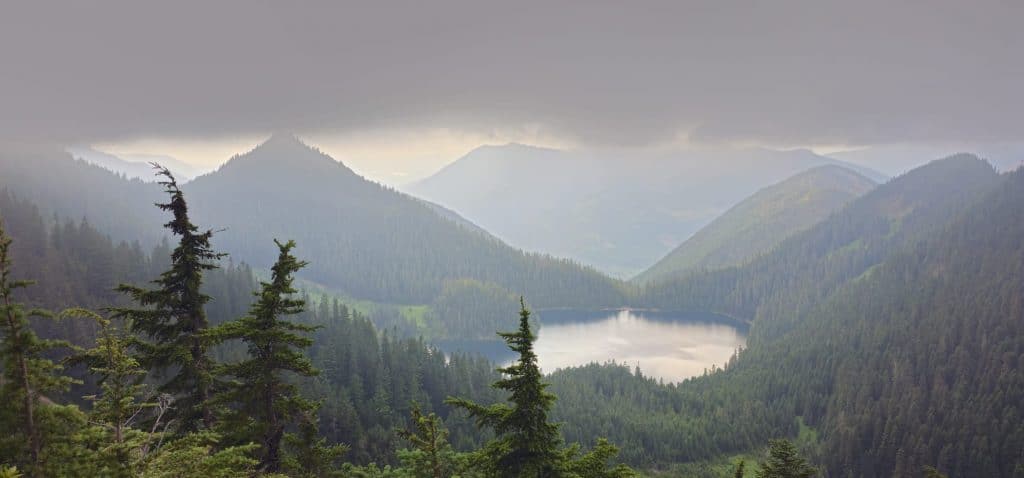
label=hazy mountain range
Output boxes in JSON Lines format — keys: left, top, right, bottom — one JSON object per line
{"left": 4, "top": 136, "right": 1024, "bottom": 476}
{"left": 407, "top": 144, "right": 885, "bottom": 277}
{"left": 634, "top": 165, "right": 876, "bottom": 284}
{"left": 67, "top": 146, "right": 206, "bottom": 181}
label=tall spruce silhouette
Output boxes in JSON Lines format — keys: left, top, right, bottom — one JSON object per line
{"left": 112, "top": 164, "right": 224, "bottom": 432}
{"left": 208, "top": 239, "right": 321, "bottom": 472}
{"left": 0, "top": 217, "right": 74, "bottom": 474}
{"left": 446, "top": 298, "right": 563, "bottom": 477}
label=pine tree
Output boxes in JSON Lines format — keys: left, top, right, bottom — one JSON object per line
{"left": 562, "top": 439, "right": 636, "bottom": 478}
{"left": 207, "top": 239, "right": 321, "bottom": 473}
{"left": 0, "top": 217, "right": 74, "bottom": 474}
{"left": 734, "top": 459, "right": 746, "bottom": 478}
{"left": 281, "top": 413, "right": 348, "bottom": 478}
{"left": 111, "top": 165, "right": 224, "bottom": 433}
{"left": 446, "top": 298, "right": 563, "bottom": 477}
{"left": 397, "top": 403, "right": 450, "bottom": 478}
{"left": 62, "top": 308, "right": 155, "bottom": 477}
{"left": 756, "top": 439, "right": 817, "bottom": 478}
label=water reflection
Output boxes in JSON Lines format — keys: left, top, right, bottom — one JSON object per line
{"left": 437, "top": 309, "right": 747, "bottom": 383}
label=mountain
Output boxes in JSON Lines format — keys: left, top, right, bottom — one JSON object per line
{"left": 640, "top": 154, "right": 999, "bottom": 325}
{"left": 407, "top": 144, "right": 886, "bottom": 277}
{"left": 0, "top": 145, "right": 166, "bottom": 245}
{"left": 1, "top": 138, "right": 626, "bottom": 336}
{"left": 550, "top": 155, "right": 1017, "bottom": 476}
{"left": 634, "top": 165, "right": 876, "bottom": 284}
{"left": 830, "top": 142, "right": 1024, "bottom": 176}
{"left": 67, "top": 146, "right": 202, "bottom": 181}
{"left": 417, "top": 198, "right": 493, "bottom": 237}
{"left": 182, "top": 135, "right": 625, "bottom": 309}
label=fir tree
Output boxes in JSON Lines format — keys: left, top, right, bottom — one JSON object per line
{"left": 0, "top": 217, "right": 75, "bottom": 475}
{"left": 281, "top": 412, "right": 348, "bottom": 478}
{"left": 62, "top": 308, "right": 155, "bottom": 477}
{"left": 207, "top": 239, "right": 322, "bottom": 473}
{"left": 446, "top": 298, "right": 563, "bottom": 477}
{"left": 397, "top": 403, "right": 450, "bottom": 478}
{"left": 562, "top": 439, "right": 636, "bottom": 478}
{"left": 756, "top": 439, "right": 816, "bottom": 478}
{"left": 734, "top": 459, "right": 746, "bottom": 478}
{"left": 111, "top": 165, "right": 224, "bottom": 432}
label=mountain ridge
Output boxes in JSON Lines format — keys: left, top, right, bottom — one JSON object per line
{"left": 634, "top": 165, "right": 877, "bottom": 284}
{"left": 407, "top": 144, "right": 886, "bottom": 276}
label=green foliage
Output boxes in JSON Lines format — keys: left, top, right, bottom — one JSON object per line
{"left": 392, "top": 403, "right": 487, "bottom": 478}
{"left": 396, "top": 404, "right": 451, "bottom": 478}
{"left": 182, "top": 135, "right": 628, "bottom": 308}
{"left": 62, "top": 307, "right": 160, "bottom": 477}
{"left": 563, "top": 439, "right": 636, "bottom": 478}
{"left": 428, "top": 279, "right": 524, "bottom": 339}
{"left": 139, "top": 430, "right": 260, "bottom": 478}
{"left": 636, "top": 165, "right": 874, "bottom": 283}
{"left": 111, "top": 165, "right": 225, "bottom": 433}
{"left": 447, "top": 300, "right": 634, "bottom": 477}
{"left": 281, "top": 416, "right": 349, "bottom": 477}
{"left": 208, "top": 239, "right": 326, "bottom": 472}
{"left": 0, "top": 216, "right": 77, "bottom": 475}
{"left": 733, "top": 460, "right": 745, "bottom": 478}
{"left": 447, "top": 299, "right": 563, "bottom": 476}
{"left": 754, "top": 440, "right": 816, "bottom": 478}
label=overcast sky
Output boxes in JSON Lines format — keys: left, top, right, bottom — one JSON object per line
{"left": 2, "top": 1, "right": 1021, "bottom": 182}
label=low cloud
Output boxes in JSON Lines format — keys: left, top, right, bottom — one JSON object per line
{"left": 1, "top": 1, "right": 1020, "bottom": 148}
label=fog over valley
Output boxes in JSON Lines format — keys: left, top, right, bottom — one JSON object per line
{"left": 1, "top": 2, "right": 1022, "bottom": 477}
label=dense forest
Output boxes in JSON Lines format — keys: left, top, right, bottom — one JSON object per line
{"left": 2, "top": 149, "right": 1022, "bottom": 477}
{"left": 551, "top": 156, "right": 1024, "bottom": 477}
{"left": 0, "top": 167, "right": 657, "bottom": 477}
{"left": 634, "top": 165, "right": 876, "bottom": 284}
{"left": 182, "top": 135, "right": 628, "bottom": 308}
{"left": 639, "top": 155, "right": 1000, "bottom": 329}
{"left": 0, "top": 139, "right": 628, "bottom": 340}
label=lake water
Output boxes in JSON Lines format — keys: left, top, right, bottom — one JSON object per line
{"left": 437, "top": 309, "right": 747, "bottom": 383}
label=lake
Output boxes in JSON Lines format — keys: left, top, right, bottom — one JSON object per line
{"left": 436, "top": 309, "right": 747, "bottom": 383}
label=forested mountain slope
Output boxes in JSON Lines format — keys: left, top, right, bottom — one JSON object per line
{"left": 635, "top": 165, "right": 875, "bottom": 284}
{"left": 547, "top": 156, "right": 1023, "bottom": 476}
{"left": 719, "top": 162, "right": 1024, "bottom": 476}
{"left": 640, "top": 155, "right": 999, "bottom": 333}
{"left": 0, "top": 189, "right": 503, "bottom": 465}
{"left": 0, "top": 145, "right": 165, "bottom": 245}
{"left": 183, "top": 134, "right": 625, "bottom": 307}
{"left": 408, "top": 144, "right": 884, "bottom": 277}
{"left": 1, "top": 140, "right": 626, "bottom": 315}
{"left": 66, "top": 146, "right": 201, "bottom": 182}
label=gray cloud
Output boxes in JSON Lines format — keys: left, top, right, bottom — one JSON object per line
{"left": 1, "top": 0, "right": 1021, "bottom": 147}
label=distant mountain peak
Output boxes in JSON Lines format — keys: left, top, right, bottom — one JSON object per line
{"left": 207, "top": 134, "right": 363, "bottom": 186}
{"left": 261, "top": 132, "right": 306, "bottom": 147}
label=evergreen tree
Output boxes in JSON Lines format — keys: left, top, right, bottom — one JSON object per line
{"left": 734, "top": 460, "right": 746, "bottom": 478}
{"left": 0, "top": 217, "right": 75, "bottom": 475}
{"left": 396, "top": 403, "right": 455, "bottom": 478}
{"left": 281, "top": 413, "right": 348, "bottom": 478}
{"left": 208, "top": 239, "right": 322, "bottom": 473}
{"left": 446, "top": 298, "right": 563, "bottom": 477}
{"left": 62, "top": 308, "right": 155, "bottom": 477}
{"left": 111, "top": 165, "right": 224, "bottom": 432}
{"left": 756, "top": 439, "right": 816, "bottom": 478}
{"left": 562, "top": 439, "right": 635, "bottom": 478}
{"left": 138, "top": 430, "right": 261, "bottom": 478}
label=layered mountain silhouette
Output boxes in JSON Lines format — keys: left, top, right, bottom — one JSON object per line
{"left": 408, "top": 144, "right": 885, "bottom": 277}
{"left": 635, "top": 165, "right": 876, "bottom": 284}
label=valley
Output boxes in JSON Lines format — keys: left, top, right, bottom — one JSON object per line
{"left": 1, "top": 139, "right": 1021, "bottom": 477}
